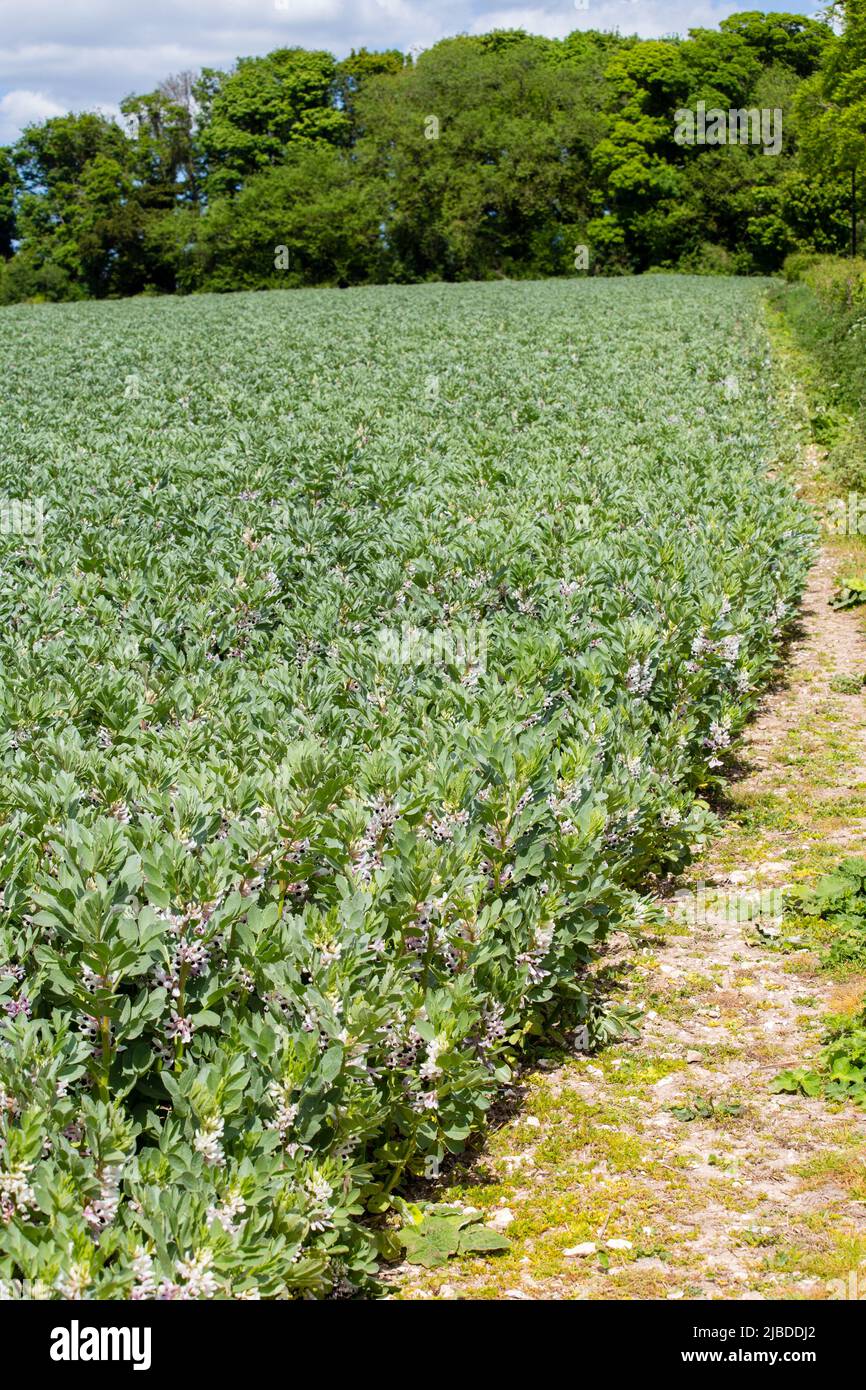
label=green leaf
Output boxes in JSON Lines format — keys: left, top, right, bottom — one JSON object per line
{"left": 458, "top": 1225, "right": 510, "bottom": 1255}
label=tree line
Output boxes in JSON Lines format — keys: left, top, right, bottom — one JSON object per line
{"left": 1, "top": 5, "right": 864, "bottom": 303}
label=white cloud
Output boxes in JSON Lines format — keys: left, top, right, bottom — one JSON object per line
{"left": 467, "top": 1, "right": 767, "bottom": 43}
{"left": 0, "top": 88, "right": 65, "bottom": 144}
{"left": 469, "top": 7, "right": 579, "bottom": 39}
{"left": 0, "top": 0, "right": 821, "bottom": 145}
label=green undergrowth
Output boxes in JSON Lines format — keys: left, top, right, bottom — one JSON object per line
{"left": 773, "top": 859, "right": 866, "bottom": 1107}
{"left": 768, "top": 259, "right": 866, "bottom": 498}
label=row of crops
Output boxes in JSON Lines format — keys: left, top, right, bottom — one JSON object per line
{"left": 0, "top": 277, "right": 812, "bottom": 1297}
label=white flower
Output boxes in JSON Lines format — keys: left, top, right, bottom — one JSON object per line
{"left": 305, "top": 1172, "right": 336, "bottom": 1231}
{"left": 55, "top": 1262, "right": 91, "bottom": 1299}
{"left": 166, "top": 1013, "right": 193, "bottom": 1044}
{"left": 131, "top": 1248, "right": 157, "bottom": 1300}
{"left": 625, "top": 658, "right": 653, "bottom": 695}
{"left": 82, "top": 1164, "right": 123, "bottom": 1232}
{"left": 173, "top": 1249, "right": 219, "bottom": 1299}
{"left": 0, "top": 1164, "right": 37, "bottom": 1223}
{"left": 267, "top": 1082, "right": 300, "bottom": 1143}
{"left": 194, "top": 1117, "right": 225, "bottom": 1167}
{"left": 206, "top": 1191, "right": 247, "bottom": 1236}
{"left": 705, "top": 719, "right": 731, "bottom": 753}
{"left": 420, "top": 1039, "right": 443, "bottom": 1080}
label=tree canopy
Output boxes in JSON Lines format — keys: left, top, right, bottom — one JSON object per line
{"left": 0, "top": 9, "right": 861, "bottom": 302}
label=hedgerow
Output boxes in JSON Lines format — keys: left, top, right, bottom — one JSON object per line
{"left": 770, "top": 255, "right": 866, "bottom": 495}
{"left": 0, "top": 276, "right": 812, "bottom": 1297}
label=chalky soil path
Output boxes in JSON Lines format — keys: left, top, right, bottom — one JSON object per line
{"left": 397, "top": 372, "right": 866, "bottom": 1304}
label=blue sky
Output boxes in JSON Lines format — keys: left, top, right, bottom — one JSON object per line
{"left": 0, "top": 0, "right": 824, "bottom": 145}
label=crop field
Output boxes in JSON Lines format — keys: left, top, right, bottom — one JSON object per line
{"left": 0, "top": 277, "right": 814, "bottom": 1298}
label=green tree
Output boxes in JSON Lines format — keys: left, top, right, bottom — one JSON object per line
{"left": 196, "top": 48, "right": 348, "bottom": 198}
{"left": 593, "top": 16, "right": 835, "bottom": 272}
{"left": 121, "top": 72, "right": 199, "bottom": 210}
{"left": 589, "top": 40, "right": 688, "bottom": 269}
{"left": 0, "top": 148, "right": 15, "bottom": 259}
{"left": 680, "top": 27, "right": 762, "bottom": 106}
{"left": 355, "top": 33, "right": 606, "bottom": 280}
{"left": 333, "top": 48, "right": 405, "bottom": 142}
{"left": 795, "top": 0, "right": 866, "bottom": 254}
{"left": 11, "top": 113, "right": 143, "bottom": 297}
{"left": 719, "top": 11, "right": 833, "bottom": 77}
{"left": 190, "top": 144, "right": 388, "bottom": 290}
{"left": 0, "top": 18, "right": 854, "bottom": 301}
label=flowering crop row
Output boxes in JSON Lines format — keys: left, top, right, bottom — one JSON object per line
{"left": 0, "top": 277, "right": 812, "bottom": 1297}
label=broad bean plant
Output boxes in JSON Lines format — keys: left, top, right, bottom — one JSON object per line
{"left": 0, "top": 277, "right": 812, "bottom": 1296}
